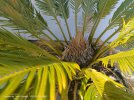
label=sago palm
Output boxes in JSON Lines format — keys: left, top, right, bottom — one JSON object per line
{"left": 0, "top": 0, "right": 134, "bottom": 100}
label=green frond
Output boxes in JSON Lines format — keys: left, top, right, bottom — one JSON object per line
{"left": 98, "top": 49, "right": 134, "bottom": 75}
{"left": 0, "top": 0, "right": 47, "bottom": 35}
{"left": 108, "top": 18, "right": 134, "bottom": 48}
{"left": 0, "top": 47, "right": 57, "bottom": 77}
{"left": 118, "top": 36, "right": 134, "bottom": 49}
{"left": 98, "top": 0, "right": 119, "bottom": 19}
{"left": 111, "top": 0, "right": 134, "bottom": 27}
{"left": 0, "top": 0, "right": 64, "bottom": 54}
{"left": 108, "top": 31, "right": 134, "bottom": 50}
{"left": 88, "top": 0, "right": 119, "bottom": 43}
{"left": 94, "top": 0, "right": 134, "bottom": 46}
{"left": 84, "top": 68, "right": 124, "bottom": 95}
{"left": 78, "top": 76, "right": 102, "bottom": 100}
{"left": 83, "top": 68, "right": 134, "bottom": 100}
{"left": 36, "top": 0, "right": 69, "bottom": 18}
{"left": 69, "top": 0, "right": 82, "bottom": 13}
{"left": 82, "top": 0, "right": 97, "bottom": 15}
{"left": 36, "top": 0, "right": 72, "bottom": 40}
{"left": 0, "top": 62, "right": 80, "bottom": 100}
{"left": 35, "top": 0, "right": 68, "bottom": 43}
{"left": 94, "top": 17, "right": 134, "bottom": 60}
{"left": 84, "top": 84, "right": 101, "bottom": 100}
{"left": 70, "top": 0, "right": 82, "bottom": 35}
{"left": 0, "top": 0, "right": 64, "bottom": 49}
{"left": 81, "top": 0, "right": 98, "bottom": 34}
{"left": 0, "top": 28, "right": 58, "bottom": 60}
{"left": 0, "top": 0, "right": 66, "bottom": 55}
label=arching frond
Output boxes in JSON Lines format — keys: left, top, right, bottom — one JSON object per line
{"left": 0, "top": 28, "right": 58, "bottom": 60}
{"left": 118, "top": 36, "right": 134, "bottom": 49}
{"left": 88, "top": 0, "right": 119, "bottom": 43}
{"left": 70, "top": 0, "right": 82, "bottom": 34}
{"left": 81, "top": 0, "right": 98, "bottom": 34}
{"left": 97, "top": 0, "right": 119, "bottom": 19}
{"left": 84, "top": 84, "right": 101, "bottom": 100}
{"left": 70, "top": 0, "right": 82, "bottom": 12}
{"left": 83, "top": 68, "right": 134, "bottom": 100}
{"left": 0, "top": 0, "right": 47, "bottom": 35}
{"left": 0, "top": 27, "right": 80, "bottom": 100}
{"left": 94, "top": 18, "right": 134, "bottom": 60}
{"left": 98, "top": 49, "right": 134, "bottom": 75}
{"left": 108, "top": 18, "right": 134, "bottom": 49}
{"left": 36, "top": 0, "right": 69, "bottom": 18}
{"left": 94, "top": 0, "right": 134, "bottom": 46}
{"left": 112, "top": 0, "right": 134, "bottom": 27}
{"left": 0, "top": 0, "right": 64, "bottom": 55}
{"left": 0, "top": 62, "right": 80, "bottom": 100}
{"left": 35, "top": 0, "right": 69, "bottom": 43}
{"left": 0, "top": 29, "right": 80, "bottom": 99}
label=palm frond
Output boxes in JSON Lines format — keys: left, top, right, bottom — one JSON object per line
{"left": 81, "top": 0, "right": 98, "bottom": 34}
{"left": 70, "top": 0, "right": 82, "bottom": 12}
{"left": 98, "top": 49, "right": 134, "bottom": 75}
{"left": 83, "top": 68, "right": 134, "bottom": 100}
{"left": 36, "top": 0, "right": 69, "bottom": 18}
{"left": 88, "top": 0, "right": 119, "bottom": 43}
{"left": 70, "top": 0, "right": 82, "bottom": 35}
{"left": 118, "top": 36, "right": 134, "bottom": 50}
{"left": 35, "top": 0, "right": 69, "bottom": 43}
{"left": 0, "top": 0, "right": 47, "bottom": 35}
{"left": 0, "top": 0, "right": 63, "bottom": 55}
{"left": 0, "top": 28, "right": 59, "bottom": 61}
{"left": 4, "top": 0, "right": 61, "bottom": 42}
{"left": 108, "top": 18, "right": 134, "bottom": 49}
{"left": 98, "top": 0, "right": 118, "bottom": 19}
{"left": 0, "top": 30, "right": 80, "bottom": 99}
{"left": 94, "top": 0, "right": 134, "bottom": 46}
{"left": 84, "top": 84, "right": 101, "bottom": 100}
{"left": 93, "top": 18, "right": 134, "bottom": 60}
{"left": 112, "top": 0, "right": 134, "bottom": 27}
{"left": 55, "top": 0, "right": 72, "bottom": 39}
{"left": 0, "top": 61, "right": 80, "bottom": 100}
